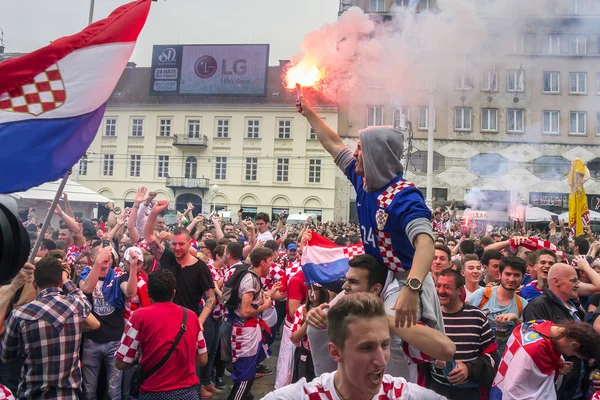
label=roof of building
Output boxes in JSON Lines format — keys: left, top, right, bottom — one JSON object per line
{"left": 108, "top": 65, "right": 337, "bottom": 109}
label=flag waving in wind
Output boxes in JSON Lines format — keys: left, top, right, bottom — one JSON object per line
{"left": 301, "top": 231, "right": 364, "bottom": 285}
{"left": 0, "top": 0, "right": 152, "bottom": 193}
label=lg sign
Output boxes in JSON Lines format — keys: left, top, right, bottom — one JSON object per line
{"left": 194, "top": 56, "right": 248, "bottom": 79}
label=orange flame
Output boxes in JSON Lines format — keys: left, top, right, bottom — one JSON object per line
{"left": 285, "top": 59, "right": 325, "bottom": 90}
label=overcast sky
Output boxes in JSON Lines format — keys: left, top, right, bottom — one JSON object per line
{"left": 2, "top": 0, "right": 339, "bottom": 66}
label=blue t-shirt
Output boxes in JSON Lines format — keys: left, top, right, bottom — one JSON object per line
{"left": 345, "top": 159, "right": 432, "bottom": 270}
{"left": 521, "top": 273, "right": 532, "bottom": 286}
{"left": 466, "top": 286, "right": 528, "bottom": 355}
{"left": 520, "top": 280, "right": 544, "bottom": 302}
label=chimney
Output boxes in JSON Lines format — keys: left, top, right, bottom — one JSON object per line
{"left": 279, "top": 60, "right": 290, "bottom": 67}
{"left": 126, "top": 61, "right": 136, "bottom": 68}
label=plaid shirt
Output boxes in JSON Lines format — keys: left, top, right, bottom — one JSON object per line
{"left": 0, "top": 281, "right": 91, "bottom": 399}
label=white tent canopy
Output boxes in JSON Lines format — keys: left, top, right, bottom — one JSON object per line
{"left": 287, "top": 212, "right": 318, "bottom": 223}
{"left": 525, "top": 206, "right": 558, "bottom": 223}
{"left": 558, "top": 210, "right": 600, "bottom": 222}
{"left": 9, "top": 179, "right": 111, "bottom": 210}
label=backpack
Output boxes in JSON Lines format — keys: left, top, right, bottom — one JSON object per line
{"left": 221, "top": 264, "right": 262, "bottom": 310}
{"left": 479, "top": 286, "right": 523, "bottom": 317}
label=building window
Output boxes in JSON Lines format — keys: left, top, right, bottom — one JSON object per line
{"left": 309, "top": 159, "right": 322, "bottom": 183}
{"left": 570, "top": 72, "right": 587, "bottom": 94}
{"left": 367, "top": 105, "right": 384, "bottom": 126}
{"left": 568, "top": 0, "right": 585, "bottom": 14}
{"left": 247, "top": 119, "right": 260, "bottom": 138}
{"left": 159, "top": 118, "right": 171, "bottom": 137}
{"left": 455, "top": 70, "right": 474, "bottom": 90}
{"left": 481, "top": 108, "right": 498, "bottom": 131}
{"left": 185, "top": 156, "right": 197, "bottom": 179}
{"left": 393, "top": 106, "right": 410, "bottom": 130}
{"left": 131, "top": 118, "right": 144, "bottom": 137}
{"left": 276, "top": 158, "right": 290, "bottom": 182}
{"left": 79, "top": 158, "right": 88, "bottom": 176}
{"left": 245, "top": 157, "right": 258, "bottom": 181}
{"left": 455, "top": 107, "right": 472, "bottom": 131}
{"left": 544, "top": 34, "right": 560, "bottom": 54}
{"left": 507, "top": 109, "right": 524, "bottom": 132}
{"left": 369, "top": 0, "right": 386, "bottom": 12}
{"left": 409, "top": 151, "right": 446, "bottom": 174}
{"left": 508, "top": 70, "right": 525, "bottom": 92}
{"left": 309, "top": 126, "right": 317, "bottom": 140}
{"left": 130, "top": 155, "right": 141, "bottom": 177}
{"left": 104, "top": 118, "right": 117, "bottom": 136}
{"left": 533, "top": 156, "right": 571, "bottom": 179}
{"left": 569, "top": 35, "right": 586, "bottom": 54}
{"left": 103, "top": 154, "right": 114, "bottom": 176}
{"left": 468, "top": 154, "right": 509, "bottom": 177}
{"left": 514, "top": 34, "right": 524, "bottom": 53}
{"left": 481, "top": 69, "right": 498, "bottom": 91}
{"left": 277, "top": 119, "right": 292, "bottom": 139}
{"left": 419, "top": 0, "right": 436, "bottom": 12}
{"left": 188, "top": 119, "right": 200, "bottom": 138}
{"left": 543, "top": 72, "right": 560, "bottom": 93}
{"left": 570, "top": 111, "right": 587, "bottom": 134}
{"left": 596, "top": 73, "right": 600, "bottom": 94}
{"left": 596, "top": 112, "right": 600, "bottom": 135}
{"left": 157, "top": 155, "right": 169, "bottom": 178}
{"left": 543, "top": 111, "right": 560, "bottom": 134}
{"left": 418, "top": 106, "right": 435, "bottom": 129}
{"left": 215, "top": 156, "right": 227, "bottom": 180}
{"left": 216, "top": 119, "right": 230, "bottom": 138}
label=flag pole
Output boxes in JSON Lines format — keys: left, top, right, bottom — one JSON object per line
{"left": 27, "top": 172, "right": 70, "bottom": 263}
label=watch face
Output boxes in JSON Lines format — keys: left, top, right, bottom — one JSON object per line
{"left": 408, "top": 278, "right": 421, "bottom": 289}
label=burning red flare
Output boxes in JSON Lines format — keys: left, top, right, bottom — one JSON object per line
{"left": 284, "top": 59, "right": 325, "bottom": 90}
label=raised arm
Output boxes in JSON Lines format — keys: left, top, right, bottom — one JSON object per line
{"left": 574, "top": 256, "right": 600, "bottom": 296}
{"left": 387, "top": 314, "right": 456, "bottom": 362}
{"left": 79, "top": 247, "right": 112, "bottom": 294}
{"left": 128, "top": 187, "right": 148, "bottom": 244}
{"left": 212, "top": 215, "right": 224, "bottom": 241}
{"left": 242, "top": 221, "right": 257, "bottom": 259}
{"left": 143, "top": 200, "right": 169, "bottom": 244}
{"left": 50, "top": 202, "right": 84, "bottom": 246}
{"left": 297, "top": 96, "right": 345, "bottom": 159}
{"left": 62, "top": 193, "right": 75, "bottom": 218}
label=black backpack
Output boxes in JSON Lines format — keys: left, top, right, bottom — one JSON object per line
{"left": 221, "top": 264, "right": 262, "bottom": 309}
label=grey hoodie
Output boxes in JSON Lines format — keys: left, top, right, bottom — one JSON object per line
{"left": 359, "top": 126, "right": 404, "bottom": 192}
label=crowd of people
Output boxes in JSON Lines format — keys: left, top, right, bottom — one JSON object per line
{"left": 2, "top": 94, "right": 600, "bottom": 400}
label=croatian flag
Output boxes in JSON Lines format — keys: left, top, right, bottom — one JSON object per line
{"left": 301, "top": 232, "right": 364, "bottom": 285}
{"left": 0, "top": 0, "right": 152, "bottom": 193}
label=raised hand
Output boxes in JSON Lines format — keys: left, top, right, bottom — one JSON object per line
{"left": 152, "top": 200, "right": 169, "bottom": 214}
{"left": 134, "top": 187, "right": 147, "bottom": 204}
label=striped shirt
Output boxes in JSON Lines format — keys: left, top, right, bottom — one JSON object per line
{"left": 430, "top": 304, "right": 496, "bottom": 386}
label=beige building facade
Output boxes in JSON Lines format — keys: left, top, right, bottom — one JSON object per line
{"left": 78, "top": 65, "right": 339, "bottom": 222}
{"left": 336, "top": 0, "right": 600, "bottom": 220}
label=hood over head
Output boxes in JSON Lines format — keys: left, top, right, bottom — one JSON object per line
{"left": 358, "top": 126, "right": 404, "bottom": 192}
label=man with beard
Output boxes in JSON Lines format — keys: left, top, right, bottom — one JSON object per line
{"left": 297, "top": 94, "right": 441, "bottom": 336}
{"left": 466, "top": 257, "right": 527, "bottom": 355}
{"left": 428, "top": 269, "right": 498, "bottom": 400}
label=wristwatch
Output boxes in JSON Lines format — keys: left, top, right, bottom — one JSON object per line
{"left": 404, "top": 278, "right": 423, "bottom": 293}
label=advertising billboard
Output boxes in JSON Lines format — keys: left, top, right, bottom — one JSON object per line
{"left": 150, "top": 44, "right": 270, "bottom": 96}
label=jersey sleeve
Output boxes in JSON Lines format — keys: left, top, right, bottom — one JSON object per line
{"left": 116, "top": 316, "right": 141, "bottom": 364}
{"left": 396, "top": 189, "right": 434, "bottom": 232}
{"left": 262, "top": 380, "right": 308, "bottom": 399}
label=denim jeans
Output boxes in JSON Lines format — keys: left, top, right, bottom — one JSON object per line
{"left": 220, "top": 319, "right": 233, "bottom": 363}
{"left": 197, "top": 317, "right": 221, "bottom": 386}
{"left": 82, "top": 339, "right": 122, "bottom": 400}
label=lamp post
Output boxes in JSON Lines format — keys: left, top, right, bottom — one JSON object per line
{"left": 211, "top": 184, "right": 220, "bottom": 213}
{"left": 88, "top": 0, "right": 95, "bottom": 25}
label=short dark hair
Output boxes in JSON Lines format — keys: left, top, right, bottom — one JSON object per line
{"left": 264, "top": 240, "right": 280, "bottom": 253}
{"left": 439, "top": 268, "right": 465, "bottom": 288}
{"left": 172, "top": 227, "right": 190, "bottom": 238}
{"left": 202, "top": 239, "right": 217, "bottom": 253}
{"left": 34, "top": 256, "right": 63, "bottom": 289}
{"left": 537, "top": 248, "right": 558, "bottom": 262}
{"left": 348, "top": 254, "right": 387, "bottom": 290}
{"left": 525, "top": 251, "right": 538, "bottom": 266}
{"left": 54, "top": 240, "right": 67, "bottom": 251}
{"left": 250, "top": 247, "right": 273, "bottom": 267}
{"left": 255, "top": 212, "right": 270, "bottom": 223}
{"left": 500, "top": 256, "right": 526, "bottom": 276}
{"left": 41, "top": 238, "right": 57, "bottom": 251}
{"left": 481, "top": 250, "right": 503, "bottom": 266}
{"left": 574, "top": 235, "right": 589, "bottom": 255}
{"left": 480, "top": 236, "right": 493, "bottom": 246}
{"left": 435, "top": 244, "right": 451, "bottom": 260}
{"left": 349, "top": 235, "right": 362, "bottom": 245}
{"left": 459, "top": 240, "right": 475, "bottom": 255}
{"left": 462, "top": 254, "right": 479, "bottom": 264}
{"left": 148, "top": 269, "right": 176, "bottom": 302}
{"left": 491, "top": 233, "right": 501, "bottom": 239}
{"left": 226, "top": 241, "right": 244, "bottom": 261}
{"left": 328, "top": 293, "right": 386, "bottom": 349}
{"left": 212, "top": 244, "right": 226, "bottom": 260}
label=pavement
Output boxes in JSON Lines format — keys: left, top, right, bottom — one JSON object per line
{"left": 212, "top": 337, "right": 280, "bottom": 400}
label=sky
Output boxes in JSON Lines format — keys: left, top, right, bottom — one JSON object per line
{"left": 1, "top": 0, "right": 340, "bottom": 66}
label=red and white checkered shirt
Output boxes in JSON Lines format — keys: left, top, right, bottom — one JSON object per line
{"left": 261, "top": 263, "right": 286, "bottom": 291}
{"left": 279, "top": 256, "right": 302, "bottom": 283}
{"left": 290, "top": 304, "right": 310, "bottom": 351}
{"left": 66, "top": 243, "right": 89, "bottom": 265}
{"left": 0, "top": 385, "right": 14, "bottom": 400}
{"left": 209, "top": 264, "right": 225, "bottom": 322}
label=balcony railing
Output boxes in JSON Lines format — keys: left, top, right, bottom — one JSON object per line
{"left": 166, "top": 177, "right": 210, "bottom": 190}
{"left": 173, "top": 134, "right": 208, "bottom": 147}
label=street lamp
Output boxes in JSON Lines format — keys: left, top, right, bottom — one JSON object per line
{"left": 211, "top": 184, "right": 220, "bottom": 213}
